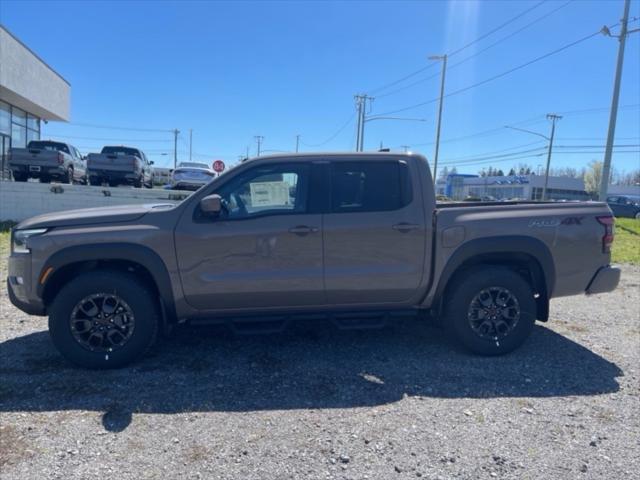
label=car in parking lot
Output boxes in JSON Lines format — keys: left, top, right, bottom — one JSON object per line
{"left": 6, "top": 152, "right": 621, "bottom": 369}
{"left": 9, "top": 140, "right": 86, "bottom": 184}
{"left": 170, "top": 162, "right": 216, "bottom": 190}
{"left": 607, "top": 195, "right": 640, "bottom": 219}
{"left": 86, "top": 146, "right": 154, "bottom": 188}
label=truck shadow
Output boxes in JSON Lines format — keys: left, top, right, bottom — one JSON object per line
{"left": 0, "top": 320, "right": 622, "bottom": 432}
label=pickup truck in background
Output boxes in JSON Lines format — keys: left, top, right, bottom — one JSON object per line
{"left": 9, "top": 140, "right": 87, "bottom": 184}
{"left": 86, "top": 146, "right": 154, "bottom": 188}
{"left": 7, "top": 152, "right": 620, "bottom": 369}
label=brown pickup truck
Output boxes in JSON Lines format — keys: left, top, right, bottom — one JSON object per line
{"left": 7, "top": 152, "right": 620, "bottom": 368}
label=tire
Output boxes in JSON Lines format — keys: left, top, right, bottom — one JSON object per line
{"left": 13, "top": 172, "right": 27, "bottom": 182}
{"left": 48, "top": 270, "right": 159, "bottom": 369}
{"left": 443, "top": 266, "right": 537, "bottom": 356}
{"left": 89, "top": 177, "right": 101, "bottom": 186}
{"left": 39, "top": 175, "right": 51, "bottom": 183}
{"left": 63, "top": 168, "right": 73, "bottom": 184}
{"left": 133, "top": 176, "right": 143, "bottom": 188}
{"left": 635, "top": 212, "right": 640, "bottom": 220}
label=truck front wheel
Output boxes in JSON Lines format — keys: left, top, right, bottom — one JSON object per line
{"left": 48, "top": 271, "right": 159, "bottom": 369}
{"left": 444, "top": 266, "right": 536, "bottom": 355}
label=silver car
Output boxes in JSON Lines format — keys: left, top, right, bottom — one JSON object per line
{"left": 170, "top": 162, "right": 215, "bottom": 191}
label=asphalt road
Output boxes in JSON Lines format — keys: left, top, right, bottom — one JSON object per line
{"left": 0, "top": 262, "right": 638, "bottom": 480}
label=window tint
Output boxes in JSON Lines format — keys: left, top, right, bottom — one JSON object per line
{"left": 28, "top": 141, "right": 69, "bottom": 153}
{"left": 215, "top": 164, "right": 309, "bottom": 219}
{"left": 101, "top": 146, "right": 142, "bottom": 157}
{"left": 330, "top": 161, "right": 411, "bottom": 213}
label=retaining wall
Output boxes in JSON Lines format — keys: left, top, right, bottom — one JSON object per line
{"left": 0, "top": 180, "right": 193, "bottom": 222}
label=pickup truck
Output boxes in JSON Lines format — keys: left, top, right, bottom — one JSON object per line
{"left": 9, "top": 140, "right": 87, "bottom": 184}
{"left": 7, "top": 152, "right": 620, "bottom": 369}
{"left": 86, "top": 146, "right": 154, "bottom": 188}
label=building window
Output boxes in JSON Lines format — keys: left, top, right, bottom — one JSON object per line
{"left": 0, "top": 101, "right": 10, "bottom": 135}
{"left": 11, "top": 123, "right": 26, "bottom": 148}
{"left": 11, "top": 106, "right": 26, "bottom": 126}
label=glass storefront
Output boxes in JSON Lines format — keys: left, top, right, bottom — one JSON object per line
{"left": 0, "top": 100, "right": 41, "bottom": 178}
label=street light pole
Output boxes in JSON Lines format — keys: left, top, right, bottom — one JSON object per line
{"left": 173, "top": 128, "right": 180, "bottom": 169}
{"left": 295, "top": 134, "right": 300, "bottom": 153}
{"left": 430, "top": 54, "right": 448, "bottom": 185}
{"left": 189, "top": 129, "right": 193, "bottom": 162}
{"left": 505, "top": 113, "right": 561, "bottom": 201}
{"left": 599, "top": 0, "right": 638, "bottom": 201}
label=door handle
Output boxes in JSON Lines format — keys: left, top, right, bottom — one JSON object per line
{"left": 392, "top": 223, "right": 420, "bottom": 233}
{"left": 288, "top": 225, "right": 319, "bottom": 236}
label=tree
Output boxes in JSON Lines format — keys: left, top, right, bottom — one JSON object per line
{"left": 584, "top": 160, "right": 606, "bottom": 195}
{"left": 508, "top": 168, "right": 516, "bottom": 176}
{"left": 438, "top": 166, "right": 450, "bottom": 181}
{"left": 450, "top": 167, "right": 458, "bottom": 175}
{"left": 496, "top": 169, "right": 504, "bottom": 176}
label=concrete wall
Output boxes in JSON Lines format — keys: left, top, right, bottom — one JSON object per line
{"left": 0, "top": 26, "right": 70, "bottom": 121}
{"left": 0, "top": 181, "right": 192, "bottom": 222}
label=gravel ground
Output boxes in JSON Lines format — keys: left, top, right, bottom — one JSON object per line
{"left": 1, "top": 261, "right": 638, "bottom": 480}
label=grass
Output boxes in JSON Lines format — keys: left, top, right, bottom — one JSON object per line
{"left": 613, "top": 217, "right": 640, "bottom": 265}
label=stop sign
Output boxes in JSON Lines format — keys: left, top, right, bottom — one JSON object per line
{"left": 212, "top": 160, "right": 225, "bottom": 173}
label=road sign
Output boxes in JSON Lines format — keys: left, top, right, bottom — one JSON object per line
{"left": 212, "top": 160, "right": 225, "bottom": 173}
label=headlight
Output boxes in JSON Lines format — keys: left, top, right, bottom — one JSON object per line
{"left": 12, "top": 228, "right": 47, "bottom": 254}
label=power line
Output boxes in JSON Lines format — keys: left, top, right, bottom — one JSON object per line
{"left": 448, "top": 0, "right": 547, "bottom": 57}
{"left": 65, "top": 122, "right": 173, "bottom": 133}
{"left": 42, "top": 133, "right": 172, "bottom": 143}
{"left": 376, "top": 27, "right": 604, "bottom": 116}
{"left": 300, "top": 112, "right": 356, "bottom": 147}
{"left": 367, "top": 0, "right": 547, "bottom": 96}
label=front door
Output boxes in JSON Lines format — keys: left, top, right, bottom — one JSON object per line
{"left": 322, "top": 159, "right": 427, "bottom": 305}
{"left": 175, "top": 162, "right": 325, "bottom": 311}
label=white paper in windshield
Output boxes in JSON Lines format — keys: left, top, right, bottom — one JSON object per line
{"left": 250, "top": 181, "right": 290, "bottom": 206}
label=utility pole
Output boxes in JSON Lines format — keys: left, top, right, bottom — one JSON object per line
{"left": 254, "top": 136, "right": 264, "bottom": 156}
{"left": 401, "top": 145, "right": 410, "bottom": 153}
{"left": 429, "top": 54, "right": 447, "bottom": 184}
{"left": 599, "top": 0, "right": 638, "bottom": 201}
{"left": 173, "top": 129, "right": 180, "bottom": 169}
{"left": 189, "top": 129, "right": 193, "bottom": 162}
{"left": 354, "top": 94, "right": 373, "bottom": 152}
{"left": 246, "top": 145, "right": 250, "bottom": 159}
{"left": 542, "top": 114, "right": 562, "bottom": 201}
{"left": 295, "top": 134, "right": 300, "bottom": 153}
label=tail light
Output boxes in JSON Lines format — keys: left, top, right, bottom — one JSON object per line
{"left": 57, "top": 152, "right": 64, "bottom": 164}
{"left": 596, "top": 216, "right": 615, "bottom": 253}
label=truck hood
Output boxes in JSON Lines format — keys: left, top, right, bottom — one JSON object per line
{"left": 16, "top": 204, "right": 173, "bottom": 230}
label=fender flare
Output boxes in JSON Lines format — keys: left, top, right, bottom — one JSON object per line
{"left": 432, "top": 235, "right": 556, "bottom": 305}
{"left": 39, "top": 243, "right": 177, "bottom": 322}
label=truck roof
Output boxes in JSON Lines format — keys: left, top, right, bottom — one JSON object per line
{"left": 243, "top": 151, "right": 425, "bottom": 163}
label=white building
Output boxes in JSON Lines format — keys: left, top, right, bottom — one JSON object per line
{"left": 443, "top": 173, "right": 590, "bottom": 201}
{"left": 0, "top": 25, "right": 70, "bottom": 177}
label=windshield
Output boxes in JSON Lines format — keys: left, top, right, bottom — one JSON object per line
{"left": 101, "top": 146, "right": 142, "bottom": 157}
{"left": 28, "top": 141, "right": 69, "bottom": 154}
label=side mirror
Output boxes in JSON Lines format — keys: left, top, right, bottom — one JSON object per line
{"left": 200, "top": 194, "right": 222, "bottom": 215}
{"left": 149, "top": 160, "right": 154, "bottom": 165}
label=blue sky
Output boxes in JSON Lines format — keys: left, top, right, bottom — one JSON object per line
{"left": 2, "top": 0, "right": 639, "bottom": 175}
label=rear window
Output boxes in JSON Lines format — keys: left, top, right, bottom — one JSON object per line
{"left": 330, "top": 161, "right": 412, "bottom": 213}
{"left": 101, "top": 146, "right": 142, "bottom": 158}
{"left": 28, "top": 141, "right": 69, "bottom": 154}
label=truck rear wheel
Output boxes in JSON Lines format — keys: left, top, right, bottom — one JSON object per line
{"left": 48, "top": 271, "right": 159, "bottom": 369}
{"left": 444, "top": 266, "right": 536, "bottom": 355}
{"left": 12, "top": 172, "right": 27, "bottom": 182}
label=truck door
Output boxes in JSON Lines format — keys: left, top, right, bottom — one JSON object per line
{"left": 174, "top": 162, "right": 325, "bottom": 311}
{"left": 322, "top": 159, "right": 427, "bottom": 305}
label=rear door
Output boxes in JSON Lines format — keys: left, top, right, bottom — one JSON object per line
{"left": 322, "top": 159, "right": 427, "bottom": 305}
{"left": 174, "top": 162, "right": 325, "bottom": 311}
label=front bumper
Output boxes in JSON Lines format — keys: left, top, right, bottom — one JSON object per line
{"left": 586, "top": 266, "right": 621, "bottom": 295}
{"left": 7, "top": 252, "right": 46, "bottom": 316}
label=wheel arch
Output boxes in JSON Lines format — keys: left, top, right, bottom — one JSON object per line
{"left": 39, "top": 243, "right": 177, "bottom": 327}
{"left": 433, "top": 236, "right": 555, "bottom": 322}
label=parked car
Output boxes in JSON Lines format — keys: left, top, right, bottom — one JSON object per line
{"left": 170, "top": 162, "right": 215, "bottom": 190}
{"left": 607, "top": 195, "right": 640, "bottom": 219}
{"left": 9, "top": 140, "right": 86, "bottom": 184}
{"left": 86, "top": 146, "right": 154, "bottom": 188}
{"left": 7, "top": 152, "right": 620, "bottom": 368}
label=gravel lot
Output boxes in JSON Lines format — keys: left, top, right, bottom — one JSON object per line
{"left": 1, "top": 257, "right": 638, "bottom": 480}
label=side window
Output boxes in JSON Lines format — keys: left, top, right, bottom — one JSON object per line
{"left": 330, "top": 161, "right": 412, "bottom": 213}
{"left": 215, "top": 164, "right": 309, "bottom": 220}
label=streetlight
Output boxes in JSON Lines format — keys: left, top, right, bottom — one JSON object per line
{"left": 505, "top": 113, "right": 562, "bottom": 201}
{"left": 358, "top": 116, "right": 427, "bottom": 152}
